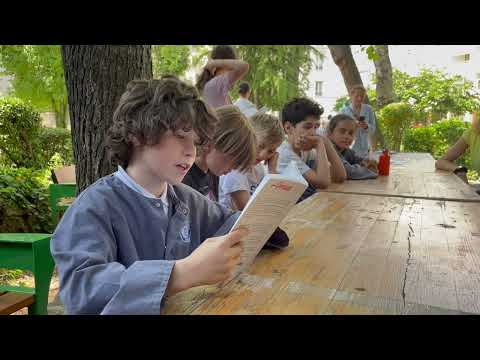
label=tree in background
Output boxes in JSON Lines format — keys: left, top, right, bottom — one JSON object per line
{"left": 190, "top": 45, "right": 319, "bottom": 112}
{"left": 62, "top": 45, "right": 152, "bottom": 192}
{"left": 370, "top": 45, "right": 395, "bottom": 109}
{"left": 235, "top": 46, "right": 319, "bottom": 112}
{"left": 391, "top": 69, "right": 480, "bottom": 123}
{"left": 152, "top": 45, "right": 190, "bottom": 78}
{"left": 378, "top": 102, "right": 415, "bottom": 151}
{"left": 0, "top": 45, "right": 68, "bottom": 128}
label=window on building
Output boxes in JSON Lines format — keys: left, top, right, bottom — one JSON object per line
{"left": 315, "top": 81, "right": 323, "bottom": 96}
{"left": 454, "top": 53, "right": 471, "bottom": 63}
{"left": 315, "top": 54, "right": 324, "bottom": 71}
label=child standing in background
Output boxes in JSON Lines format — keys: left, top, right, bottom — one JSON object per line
{"left": 340, "top": 84, "right": 377, "bottom": 159}
{"left": 196, "top": 45, "right": 249, "bottom": 109}
{"left": 234, "top": 82, "right": 258, "bottom": 118}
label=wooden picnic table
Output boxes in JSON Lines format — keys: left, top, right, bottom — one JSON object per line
{"left": 163, "top": 192, "right": 480, "bottom": 315}
{"left": 322, "top": 152, "right": 480, "bottom": 202}
{"left": 163, "top": 152, "right": 480, "bottom": 315}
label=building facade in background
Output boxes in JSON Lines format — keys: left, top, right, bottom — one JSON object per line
{"left": 307, "top": 45, "right": 480, "bottom": 122}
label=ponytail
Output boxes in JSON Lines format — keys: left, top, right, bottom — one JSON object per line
{"left": 196, "top": 68, "right": 214, "bottom": 93}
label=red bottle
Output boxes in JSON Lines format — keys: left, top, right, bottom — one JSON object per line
{"left": 378, "top": 149, "right": 391, "bottom": 176}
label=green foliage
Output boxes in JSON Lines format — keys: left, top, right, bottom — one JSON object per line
{"left": 0, "top": 97, "right": 73, "bottom": 169}
{"left": 0, "top": 166, "right": 53, "bottom": 233}
{"left": 334, "top": 96, "right": 350, "bottom": 112}
{"left": 37, "top": 127, "right": 74, "bottom": 167}
{"left": 378, "top": 102, "right": 415, "bottom": 151}
{"left": 0, "top": 269, "right": 24, "bottom": 284}
{"left": 433, "top": 118, "right": 469, "bottom": 148}
{"left": 403, "top": 119, "right": 474, "bottom": 177}
{"left": 366, "top": 88, "right": 378, "bottom": 110}
{"left": 188, "top": 45, "right": 317, "bottom": 111}
{"left": 152, "top": 45, "right": 190, "bottom": 78}
{"left": 0, "top": 97, "right": 42, "bottom": 168}
{"left": 360, "top": 45, "right": 381, "bottom": 61}
{"left": 235, "top": 46, "right": 318, "bottom": 111}
{"left": 371, "top": 69, "right": 480, "bottom": 123}
{"left": 0, "top": 45, "right": 68, "bottom": 127}
{"left": 403, "top": 126, "right": 437, "bottom": 154}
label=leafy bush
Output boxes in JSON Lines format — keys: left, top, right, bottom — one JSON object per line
{"left": 0, "top": 97, "right": 73, "bottom": 169}
{"left": 370, "top": 69, "right": 480, "bottom": 123}
{"left": 403, "top": 118, "right": 475, "bottom": 179}
{"left": 0, "top": 97, "right": 42, "bottom": 168}
{"left": 0, "top": 166, "right": 53, "bottom": 233}
{"left": 37, "top": 127, "right": 74, "bottom": 166}
{"left": 433, "top": 118, "right": 469, "bottom": 150}
{"left": 378, "top": 102, "right": 415, "bottom": 151}
{"left": 333, "top": 95, "right": 350, "bottom": 112}
{"left": 404, "top": 126, "right": 437, "bottom": 154}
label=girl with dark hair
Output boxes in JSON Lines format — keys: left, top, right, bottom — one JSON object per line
{"left": 327, "top": 114, "right": 378, "bottom": 180}
{"left": 196, "top": 45, "right": 249, "bottom": 109}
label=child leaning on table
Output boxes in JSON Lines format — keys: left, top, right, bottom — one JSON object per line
{"left": 219, "top": 112, "right": 284, "bottom": 211}
{"left": 50, "top": 75, "right": 249, "bottom": 315}
{"left": 182, "top": 105, "right": 256, "bottom": 202}
{"left": 184, "top": 107, "right": 290, "bottom": 249}
{"left": 277, "top": 98, "right": 347, "bottom": 202}
{"left": 327, "top": 114, "right": 378, "bottom": 180}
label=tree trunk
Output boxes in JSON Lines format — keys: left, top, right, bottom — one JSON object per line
{"left": 373, "top": 45, "right": 395, "bottom": 109}
{"left": 61, "top": 45, "right": 152, "bottom": 193}
{"left": 328, "top": 45, "right": 385, "bottom": 149}
{"left": 328, "top": 45, "right": 364, "bottom": 93}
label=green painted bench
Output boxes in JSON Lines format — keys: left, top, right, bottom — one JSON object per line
{"left": 0, "top": 233, "right": 54, "bottom": 315}
{"left": 50, "top": 165, "right": 77, "bottom": 224}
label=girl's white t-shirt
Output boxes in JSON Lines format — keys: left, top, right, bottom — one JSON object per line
{"left": 218, "top": 163, "right": 267, "bottom": 211}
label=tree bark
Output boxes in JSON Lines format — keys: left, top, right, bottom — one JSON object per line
{"left": 373, "top": 45, "right": 395, "bottom": 109}
{"left": 328, "top": 45, "right": 385, "bottom": 148}
{"left": 61, "top": 45, "right": 152, "bottom": 193}
{"left": 328, "top": 45, "right": 364, "bottom": 93}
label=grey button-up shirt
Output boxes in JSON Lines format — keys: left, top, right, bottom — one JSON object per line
{"left": 51, "top": 171, "right": 239, "bottom": 315}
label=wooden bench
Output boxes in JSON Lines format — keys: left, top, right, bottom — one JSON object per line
{"left": 0, "top": 289, "right": 35, "bottom": 315}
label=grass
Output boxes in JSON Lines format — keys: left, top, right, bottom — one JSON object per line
{"left": 0, "top": 269, "right": 26, "bottom": 285}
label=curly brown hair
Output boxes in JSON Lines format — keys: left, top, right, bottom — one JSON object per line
{"left": 107, "top": 75, "right": 218, "bottom": 168}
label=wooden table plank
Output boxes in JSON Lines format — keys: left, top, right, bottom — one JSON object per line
{"left": 163, "top": 192, "right": 480, "bottom": 315}
{"left": 321, "top": 152, "right": 480, "bottom": 202}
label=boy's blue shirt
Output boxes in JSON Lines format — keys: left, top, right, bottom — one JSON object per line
{"left": 51, "top": 169, "right": 239, "bottom": 315}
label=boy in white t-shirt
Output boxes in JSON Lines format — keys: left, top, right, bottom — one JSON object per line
{"left": 219, "top": 112, "right": 284, "bottom": 211}
{"left": 234, "top": 82, "right": 258, "bottom": 118}
{"left": 277, "top": 98, "right": 347, "bottom": 202}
